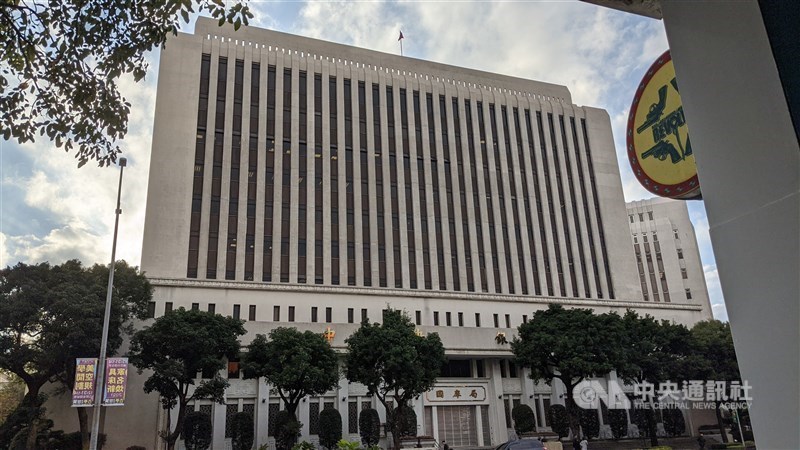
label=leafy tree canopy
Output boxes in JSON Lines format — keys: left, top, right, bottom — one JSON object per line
{"left": 129, "top": 308, "right": 245, "bottom": 450}
{"left": 0, "top": 0, "right": 252, "bottom": 167}
{"left": 617, "top": 310, "right": 692, "bottom": 386}
{"left": 241, "top": 327, "right": 339, "bottom": 419}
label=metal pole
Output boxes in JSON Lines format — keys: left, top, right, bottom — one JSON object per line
{"left": 89, "top": 157, "right": 127, "bottom": 450}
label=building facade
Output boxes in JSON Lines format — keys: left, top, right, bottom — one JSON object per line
{"left": 50, "top": 18, "right": 713, "bottom": 450}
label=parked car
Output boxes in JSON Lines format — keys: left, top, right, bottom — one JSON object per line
{"left": 495, "top": 438, "right": 548, "bottom": 450}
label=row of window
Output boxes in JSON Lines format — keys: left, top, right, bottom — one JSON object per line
{"left": 149, "top": 301, "right": 532, "bottom": 329}
{"left": 632, "top": 229, "right": 691, "bottom": 302}
{"left": 187, "top": 54, "right": 614, "bottom": 300}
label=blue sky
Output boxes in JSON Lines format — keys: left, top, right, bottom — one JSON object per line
{"left": 0, "top": 1, "right": 727, "bottom": 320}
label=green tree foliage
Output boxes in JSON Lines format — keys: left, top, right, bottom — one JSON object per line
{"left": 231, "top": 411, "right": 254, "bottom": 450}
{"left": 274, "top": 410, "right": 301, "bottom": 450}
{"left": 608, "top": 409, "right": 628, "bottom": 439}
{"left": 129, "top": 308, "right": 245, "bottom": 450}
{"left": 182, "top": 411, "right": 212, "bottom": 450}
{"left": 617, "top": 310, "right": 692, "bottom": 446}
{"left": 241, "top": 328, "right": 338, "bottom": 420}
{"left": 358, "top": 408, "right": 381, "bottom": 447}
{"left": 0, "top": 0, "right": 252, "bottom": 167}
{"left": 345, "top": 309, "right": 445, "bottom": 450}
{"left": 548, "top": 404, "right": 570, "bottom": 439}
{"left": 578, "top": 408, "right": 599, "bottom": 439}
{"left": 662, "top": 408, "right": 686, "bottom": 437}
{"left": 387, "top": 405, "right": 416, "bottom": 438}
{"left": 0, "top": 260, "right": 152, "bottom": 449}
{"left": 512, "top": 304, "right": 625, "bottom": 439}
{"left": 511, "top": 404, "right": 536, "bottom": 435}
{"left": 318, "top": 408, "right": 342, "bottom": 450}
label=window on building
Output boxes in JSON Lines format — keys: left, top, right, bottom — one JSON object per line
{"left": 493, "top": 314, "right": 499, "bottom": 328}
{"left": 458, "top": 312, "right": 464, "bottom": 327}
{"left": 505, "top": 314, "right": 511, "bottom": 328}
{"left": 433, "top": 311, "right": 440, "bottom": 326}
{"left": 678, "top": 249, "right": 684, "bottom": 259}
{"left": 476, "top": 359, "right": 485, "bottom": 377}
{"left": 146, "top": 301, "right": 156, "bottom": 318}
{"left": 648, "top": 211, "right": 653, "bottom": 220}
{"left": 288, "top": 306, "right": 295, "bottom": 322}
{"left": 681, "top": 268, "right": 688, "bottom": 279}
{"left": 415, "top": 310, "right": 422, "bottom": 326}
{"left": 686, "top": 288, "right": 692, "bottom": 300}
{"left": 440, "top": 359, "right": 472, "bottom": 378}
{"left": 208, "top": 303, "right": 216, "bottom": 314}
{"left": 191, "top": 303, "right": 199, "bottom": 311}
{"left": 348, "top": 308, "right": 354, "bottom": 324}
{"left": 523, "top": 314, "right": 528, "bottom": 324}
{"left": 326, "top": 307, "right": 332, "bottom": 323}
{"left": 233, "top": 304, "right": 241, "bottom": 320}
{"left": 639, "top": 213, "right": 644, "bottom": 221}
{"left": 273, "top": 305, "right": 280, "bottom": 321}
{"left": 249, "top": 305, "right": 256, "bottom": 321}
{"left": 629, "top": 215, "right": 634, "bottom": 223}
{"left": 227, "top": 357, "right": 240, "bottom": 379}
{"left": 445, "top": 312, "right": 452, "bottom": 326}
{"left": 312, "top": 307, "right": 318, "bottom": 323}
{"left": 165, "top": 302, "right": 173, "bottom": 314}
{"left": 225, "top": 403, "right": 238, "bottom": 438}
{"left": 362, "top": 308, "right": 368, "bottom": 321}
{"left": 475, "top": 313, "right": 481, "bottom": 327}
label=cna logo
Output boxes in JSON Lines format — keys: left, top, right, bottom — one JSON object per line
{"left": 572, "top": 380, "right": 631, "bottom": 410}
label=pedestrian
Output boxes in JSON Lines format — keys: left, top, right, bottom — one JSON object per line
{"left": 580, "top": 436, "right": 588, "bottom": 450}
{"left": 442, "top": 440, "right": 450, "bottom": 450}
{"left": 697, "top": 435, "right": 706, "bottom": 449}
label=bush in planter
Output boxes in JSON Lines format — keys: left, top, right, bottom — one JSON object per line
{"left": 608, "top": 409, "right": 628, "bottom": 439}
{"left": 511, "top": 404, "right": 536, "bottom": 435}
{"left": 183, "top": 410, "right": 212, "bottom": 450}
{"left": 387, "top": 405, "right": 417, "bottom": 438}
{"left": 662, "top": 408, "right": 686, "bottom": 437}
{"left": 548, "top": 404, "right": 570, "bottom": 439}
{"left": 275, "top": 410, "right": 302, "bottom": 450}
{"left": 319, "top": 408, "right": 343, "bottom": 449}
{"left": 578, "top": 408, "right": 599, "bottom": 439}
{"left": 231, "top": 411, "right": 255, "bottom": 450}
{"left": 359, "top": 408, "right": 381, "bottom": 447}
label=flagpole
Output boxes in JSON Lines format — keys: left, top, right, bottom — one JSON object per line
{"left": 400, "top": 39, "right": 403, "bottom": 56}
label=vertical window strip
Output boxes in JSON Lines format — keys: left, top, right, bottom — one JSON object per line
{"left": 415, "top": 92, "right": 432, "bottom": 290}
{"left": 330, "top": 76, "right": 340, "bottom": 285}
{"left": 359, "top": 81, "right": 371, "bottom": 286}
{"left": 400, "top": 89, "right": 417, "bottom": 289}
{"left": 244, "top": 62, "right": 259, "bottom": 281}
{"left": 514, "top": 107, "right": 540, "bottom": 295}
{"left": 345, "top": 79, "right": 355, "bottom": 286}
{"left": 387, "top": 86, "right": 402, "bottom": 288}
{"left": 440, "top": 95, "right": 460, "bottom": 291}
{"left": 188, "top": 54, "right": 211, "bottom": 278}
{"left": 280, "top": 68, "right": 292, "bottom": 283}
{"left": 502, "top": 105, "right": 526, "bottom": 295}
{"left": 207, "top": 56, "right": 228, "bottom": 279}
{"left": 263, "top": 65, "right": 276, "bottom": 282}
{"left": 465, "top": 100, "right": 488, "bottom": 292}
{"left": 374, "top": 84, "right": 387, "bottom": 287}
{"left": 453, "top": 97, "right": 473, "bottom": 291}
{"left": 489, "top": 104, "right": 513, "bottom": 294}
{"left": 225, "top": 59, "right": 244, "bottom": 280}
{"left": 570, "top": 117, "right": 601, "bottom": 298}
{"left": 314, "top": 74, "right": 324, "bottom": 284}
{"left": 428, "top": 93, "right": 446, "bottom": 290}
{"left": 581, "top": 118, "right": 615, "bottom": 298}
{"left": 547, "top": 112, "right": 577, "bottom": 297}
{"left": 536, "top": 111, "right": 565, "bottom": 296}
{"left": 298, "top": 71, "right": 308, "bottom": 283}
{"left": 478, "top": 102, "right": 501, "bottom": 293}
{"left": 525, "top": 110, "right": 551, "bottom": 296}
{"left": 559, "top": 115, "right": 589, "bottom": 297}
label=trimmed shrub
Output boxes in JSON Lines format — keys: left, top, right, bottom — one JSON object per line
{"left": 183, "top": 410, "right": 212, "bottom": 450}
{"left": 662, "top": 408, "right": 686, "bottom": 437}
{"left": 548, "top": 404, "right": 570, "bottom": 439}
{"left": 275, "top": 410, "right": 302, "bottom": 450}
{"left": 358, "top": 408, "right": 381, "bottom": 447}
{"left": 319, "top": 408, "right": 343, "bottom": 449}
{"left": 231, "top": 411, "right": 255, "bottom": 450}
{"left": 578, "top": 408, "right": 599, "bottom": 439}
{"left": 511, "top": 404, "right": 536, "bottom": 434}
{"left": 387, "top": 405, "right": 416, "bottom": 438}
{"left": 608, "top": 409, "right": 628, "bottom": 439}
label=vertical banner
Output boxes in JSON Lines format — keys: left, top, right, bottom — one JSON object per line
{"left": 102, "top": 357, "right": 129, "bottom": 406}
{"left": 71, "top": 358, "right": 98, "bottom": 407}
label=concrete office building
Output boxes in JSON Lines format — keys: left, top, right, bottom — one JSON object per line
{"left": 626, "top": 198, "right": 713, "bottom": 318}
{"left": 65, "top": 18, "right": 714, "bottom": 449}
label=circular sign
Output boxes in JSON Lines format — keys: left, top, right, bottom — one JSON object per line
{"left": 627, "top": 50, "right": 701, "bottom": 199}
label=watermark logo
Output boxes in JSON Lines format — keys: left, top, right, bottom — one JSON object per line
{"left": 572, "top": 380, "right": 753, "bottom": 410}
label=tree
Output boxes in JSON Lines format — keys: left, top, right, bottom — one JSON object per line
{"left": 318, "top": 408, "right": 342, "bottom": 450}
{"left": 230, "top": 411, "right": 254, "bottom": 450}
{"left": 358, "top": 408, "right": 381, "bottom": 447}
{"left": 616, "top": 310, "right": 692, "bottom": 446}
{"left": 0, "top": 260, "right": 152, "bottom": 450}
{"left": 345, "top": 310, "right": 445, "bottom": 450}
{"left": 511, "top": 404, "right": 536, "bottom": 435}
{"left": 548, "top": 404, "right": 570, "bottom": 439}
{"left": 274, "top": 410, "right": 301, "bottom": 450}
{"left": 578, "top": 408, "right": 599, "bottom": 439}
{"left": 182, "top": 411, "right": 212, "bottom": 450}
{"left": 0, "top": 0, "right": 252, "bottom": 167}
{"left": 680, "top": 320, "right": 742, "bottom": 443}
{"left": 241, "top": 327, "right": 339, "bottom": 422}
{"left": 511, "top": 304, "right": 625, "bottom": 439}
{"left": 128, "top": 308, "right": 245, "bottom": 450}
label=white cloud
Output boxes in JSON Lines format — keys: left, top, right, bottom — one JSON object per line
{"left": 703, "top": 263, "right": 728, "bottom": 321}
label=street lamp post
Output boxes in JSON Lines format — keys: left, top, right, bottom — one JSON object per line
{"left": 89, "top": 157, "right": 127, "bottom": 450}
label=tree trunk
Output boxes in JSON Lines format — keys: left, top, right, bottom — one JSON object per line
{"left": 645, "top": 407, "right": 658, "bottom": 447}
{"left": 715, "top": 401, "right": 728, "bottom": 443}
{"left": 78, "top": 407, "right": 90, "bottom": 450}
{"left": 564, "top": 393, "right": 581, "bottom": 439}
{"left": 24, "top": 386, "right": 41, "bottom": 450}
{"left": 166, "top": 399, "right": 188, "bottom": 450}
{"left": 391, "top": 404, "right": 402, "bottom": 450}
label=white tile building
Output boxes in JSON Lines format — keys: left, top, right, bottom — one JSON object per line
{"left": 47, "top": 18, "right": 714, "bottom": 450}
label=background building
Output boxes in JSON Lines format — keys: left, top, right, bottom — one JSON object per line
{"left": 46, "top": 18, "right": 713, "bottom": 449}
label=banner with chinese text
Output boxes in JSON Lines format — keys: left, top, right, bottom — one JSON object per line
{"left": 102, "top": 357, "right": 129, "bottom": 406}
{"left": 71, "top": 358, "right": 97, "bottom": 407}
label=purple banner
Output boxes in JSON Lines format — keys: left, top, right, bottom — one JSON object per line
{"left": 71, "top": 358, "right": 97, "bottom": 407}
{"left": 102, "top": 357, "right": 129, "bottom": 406}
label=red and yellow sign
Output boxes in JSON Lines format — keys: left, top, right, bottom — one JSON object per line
{"left": 628, "top": 50, "right": 701, "bottom": 200}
